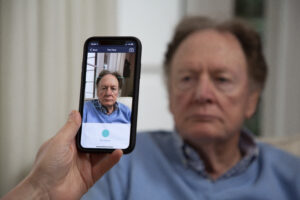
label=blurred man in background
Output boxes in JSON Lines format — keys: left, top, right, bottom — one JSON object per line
{"left": 83, "top": 16, "right": 300, "bottom": 200}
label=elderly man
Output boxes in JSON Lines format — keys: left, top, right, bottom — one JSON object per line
{"left": 82, "top": 70, "right": 131, "bottom": 123}
{"left": 83, "top": 16, "right": 300, "bottom": 199}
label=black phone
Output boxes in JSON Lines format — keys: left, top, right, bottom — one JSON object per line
{"left": 76, "top": 36, "right": 142, "bottom": 154}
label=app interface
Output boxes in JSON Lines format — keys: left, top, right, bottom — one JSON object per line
{"left": 81, "top": 40, "right": 137, "bottom": 149}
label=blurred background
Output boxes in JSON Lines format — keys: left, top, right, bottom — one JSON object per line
{"left": 0, "top": 0, "right": 299, "bottom": 195}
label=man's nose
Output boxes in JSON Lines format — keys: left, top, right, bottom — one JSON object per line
{"left": 194, "top": 75, "right": 215, "bottom": 104}
{"left": 105, "top": 88, "right": 113, "bottom": 95}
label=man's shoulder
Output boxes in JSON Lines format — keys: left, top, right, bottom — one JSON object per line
{"left": 117, "top": 101, "right": 131, "bottom": 111}
{"left": 257, "top": 141, "right": 300, "bottom": 172}
{"left": 136, "top": 130, "right": 174, "bottom": 147}
{"left": 121, "top": 130, "right": 175, "bottom": 160}
{"left": 110, "top": 130, "right": 175, "bottom": 171}
{"left": 137, "top": 130, "right": 173, "bottom": 137}
{"left": 84, "top": 99, "right": 95, "bottom": 107}
{"left": 258, "top": 142, "right": 300, "bottom": 161}
{"left": 256, "top": 142, "right": 300, "bottom": 197}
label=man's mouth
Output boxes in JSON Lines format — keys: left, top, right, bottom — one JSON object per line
{"left": 187, "top": 114, "right": 219, "bottom": 122}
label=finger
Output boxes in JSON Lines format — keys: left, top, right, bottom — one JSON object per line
{"left": 91, "top": 149, "right": 123, "bottom": 182}
{"left": 56, "top": 110, "right": 82, "bottom": 143}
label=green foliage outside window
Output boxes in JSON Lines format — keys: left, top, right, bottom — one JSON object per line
{"left": 234, "top": 0, "right": 265, "bottom": 136}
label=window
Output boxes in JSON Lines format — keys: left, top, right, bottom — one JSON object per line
{"left": 85, "top": 53, "right": 97, "bottom": 99}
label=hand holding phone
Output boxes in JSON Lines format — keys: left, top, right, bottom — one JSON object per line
{"left": 77, "top": 37, "right": 142, "bottom": 153}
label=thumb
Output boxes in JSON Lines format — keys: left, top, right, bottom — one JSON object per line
{"left": 56, "top": 110, "right": 82, "bottom": 142}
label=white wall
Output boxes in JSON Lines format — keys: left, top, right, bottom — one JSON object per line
{"left": 262, "top": 0, "right": 300, "bottom": 137}
{"left": 116, "top": 0, "right": 183, "bottom": 131}
{"left": 117, "top": 0, "right": 183, "bottom": 68}
{"left": 186, "top": 0, "right": 234, "bottom": 19}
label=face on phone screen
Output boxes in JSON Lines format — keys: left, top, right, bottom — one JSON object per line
{"left": 77, "top": 37, "right": 141, "bottom": 153}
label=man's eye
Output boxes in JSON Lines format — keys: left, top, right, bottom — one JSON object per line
{"left": 216, "top": 77, "right": 229, "bottom": 83}
{"left": 181, "top": 76, "right": 192, "bottom": 82}
{"left": 176, "top": 75, "right": 196, "bottom": 90}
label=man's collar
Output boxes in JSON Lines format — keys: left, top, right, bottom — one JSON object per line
{"left": 171, "top": 128, "right": 259, "bottom": 180}
{"left": 92, "top": 99, "right": 119, "bottom": 114}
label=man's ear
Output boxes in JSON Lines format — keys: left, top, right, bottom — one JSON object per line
{"left": 167, "top": 81, "right": 175, "bottom": 115}
{"left": 245, "top": 89, "right": 261, "bottom": 119}
{"left": 96, "top": 87, "right": 100, "bottom": 98}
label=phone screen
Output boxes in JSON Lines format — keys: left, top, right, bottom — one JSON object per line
{"left": 77, "top": 37, "right": 141, "bottom": 153}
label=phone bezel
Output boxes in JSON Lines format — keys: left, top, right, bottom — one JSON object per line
{"left": 76, "top": 36, "right": 142, "bottom": 154}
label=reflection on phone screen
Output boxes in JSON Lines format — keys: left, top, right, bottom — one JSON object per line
{"left": 81, "top": 40, "right": 137, "bottom": 149}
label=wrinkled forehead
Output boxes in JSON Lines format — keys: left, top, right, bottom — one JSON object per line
{"left": 170, "top": 30, "right": 247, "bottom": 75}
{"left": 98, "top": 74, "right": 119, "bottom": 87}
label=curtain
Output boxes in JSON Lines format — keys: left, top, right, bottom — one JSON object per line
{"left": 0, "top": 0, "right": 117, "bottom": 195}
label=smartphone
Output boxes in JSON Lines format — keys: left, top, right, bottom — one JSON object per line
{"left": 76, "top": 37, "right": 142, "bottom": 154}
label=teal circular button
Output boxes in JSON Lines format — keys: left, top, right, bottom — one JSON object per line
{"left": 102, "top": 129, "right": 110, "bottom": 137}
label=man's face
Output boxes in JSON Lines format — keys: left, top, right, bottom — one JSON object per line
{"left": 97, "top": 74, "right": 119, "bottom": 107}
{"left": 169, "top": 30, "right": 259, "bottom": 143}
